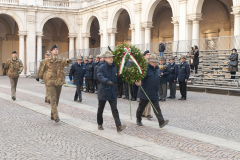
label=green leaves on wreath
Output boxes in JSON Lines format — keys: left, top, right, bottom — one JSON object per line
{"left": 112, "top": 43, "right": 148, "bottom": 84}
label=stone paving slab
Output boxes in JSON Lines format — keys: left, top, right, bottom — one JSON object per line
{"left": 0, "top": 97, "right": 159, "bottom": 160}
{"left": 0, "top": 84, "right": 240, "bottom": 159}
{"left": 0, "top": 77, "right": 240, "bottom": 143}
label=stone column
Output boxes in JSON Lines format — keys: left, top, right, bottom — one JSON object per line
{"left": 232, "top": 10, "right": 240, "bottom": 36}
{"left": 142, "top": 22, "right": 153, "bottom": 45}
{"left": 178, "top": 0, "right": 187, "bottom": 41}
{"left": 26, "top": 11, "right": 36, "bottom": 75}
{"left": 130, "top": 24, "right": 135, "bottom": 45}
{"left": 82, "top": 33, "right": 90, "bottom": 57}
{"left": 189, "top": 14, "right": 202, "bottom": 47}
{"left": 36, "top": 32, "right": 43, "bottom": 62}
{"left": 108, "top": 28, "right": 117, "bottom": 47}
{"left": 68, "top": 33, "right": 76, "bottom": 58}
{"left": 18, "top": 31, "right": 26, "bottom": 75}
{"left": 102, "top": 10, "right": 108, "bottom": 47}
{"left": 0, "top": 38, "right": 4, "bottom": 75}
{"left": 98, "top": 30, "right": 103, "bottom": 47}
{"left": 76, "top": 17, "right": 83, "bottom": 49}
{"left": 134, "top": 1, "right": 142, "bottom": 45}
{"left": 172, "top": 17, "right": 179, "bottom": 42}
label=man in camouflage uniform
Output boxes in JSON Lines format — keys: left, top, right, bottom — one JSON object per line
{"left": 3, "top": 51, "right": 23, "bottom": 101}
{"left": 38, "top": 45, "right": 72, "bottom": 123}
{"left": 36, "top": 51, "right": 51, "bottom": 103}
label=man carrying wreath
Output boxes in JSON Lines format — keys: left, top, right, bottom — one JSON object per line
{"left": 135, "top": 54, "right": 169, "bottom": 128}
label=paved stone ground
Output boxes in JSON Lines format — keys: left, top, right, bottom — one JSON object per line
{"left": 0, "top": 98, "right": 158, "bottom": 160}
{"left": 1, "top": 76, "right": 240, "bottom": 159}
{"left": 1, "top": 77, "right": 239, "bottom": 142}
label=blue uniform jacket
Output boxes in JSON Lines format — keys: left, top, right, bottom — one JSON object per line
{"left": 138, "top": 64, "right": 160, "bottom": 101}
{"left": 159, "top": 63, "right": 169, "bottom": 84}
{"left": 86, "top": 61, "right": 94, "bottom": 79}
{"left": 167, "top": 62, "right": 178, "bottom": 82}
{"left": 97, "top": 62, "right": 118, "bottom": 101}
{"left": 94, "top": 61, "right": 104, "bottom": 80}
{"left": 69, "top": 62, "right": 86, "bottom": 85}
{"left": 178, "top": 61, "right": 190, "bottom": 82}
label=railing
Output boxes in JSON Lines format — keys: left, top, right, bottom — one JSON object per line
{"left": 83, "top": 0, "right": 107, "bottom": 8}
{"left": 43, "top": 1, "right": 70, "bottom": 8}
{"left": 0, "top": 0, "right": 18, "bottom": 4}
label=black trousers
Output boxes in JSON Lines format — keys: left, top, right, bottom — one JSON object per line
{"left": 193, "top": 65, "right": 198, "bottom": 73}
{"left": 86, "top": 79, "right": 94, "bottom": 92}
{"left": 136, "top": 99, "right": 164, "bottom": 125}
{"left": 231, "top": 72, "right": 236, "bottom": 79}
{"left": 97, "top": 100, "right": 121, "bottom": 127}
{"left": 179, "top": 81, "right": 187, "bottom": 98}
{"left": 117, "top": 83, "right": 123, "bottom": 97}
{"left": 123, "top": 83, "right": 129, "bottom": 97}
{"left": 131, "top": 84, "right": 138, "bottom": 99}
{"left": 74, "top": 85, "right": 82, "bottom": 100}
{"left": 85, "top": 79, "right": 89, "bottom": 91}
{"left": 94, "top": 80, "right": 100, "bottom": 91}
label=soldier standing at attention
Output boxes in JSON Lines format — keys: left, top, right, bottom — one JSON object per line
{"left": 3, "top": 51, "right": 23, "bottom": 101}
{"left": 93, "top": 55, "right": 100, "bottom": 94}
{"left": 36, "top": 51, "right": 51, "bottom": 103}
{"left": 178, "top": 55, "right": 190, "bottom": 100}
{"left": 135, "top": 54, "right": 169, "bottom": 128}
{"left": 167, "top": 56, "right": 178, "bottom": 99}
{"left": 38, "top": 45, "right": 72, "bottom": 123}
{"left": 86, "top": 55, "right": 95, "bottom": 93}
{"left": 97, "top": 51, "right": 126, "bottom": 132}
{"left": 69, "top": 55, "right": 86, "bottom": 102}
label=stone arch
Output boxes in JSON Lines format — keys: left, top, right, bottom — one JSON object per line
{"left": 83, "top": 12, "right": 102, "bottom": 34}
{"left": 143, "top": 0, "right": 175, "bottom": 22}
{"left": 189, "top": 0, "right": 234, "bottom": 15}
{"left": 39, "top": 14, "right": 74, "bottom": 33}
{"left": 109, "top": 4, "right": 133, "bottom": 29}
{"left": 0, "top": 17, "right": 12, "bottom": 34}
{"left": 0, "top": 12, "right": 24, "bottom": 31}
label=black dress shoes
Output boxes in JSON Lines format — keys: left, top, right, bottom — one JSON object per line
{"left": 137, "top": 121, "right": 143, "bottom": 126}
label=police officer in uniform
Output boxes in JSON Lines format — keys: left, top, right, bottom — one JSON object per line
{"left": 97, "top": 51, "right": 126, "bottom": 132}
{"left": 93, "top": 55, "right": 101, "bottom": 94}
{"left": 135, "top": 54, "right": 169, "bottom": 128}
{"left": 36, "top": 51, "right": 51, "bottom": 103}
{"left": 178, "top": 55, "right": 190, "bottom": 100}
{"left": 3, "top": 51, "right": 23, "bottom": 101}
{"left": 159, "top": 57, "right": 169, "bottom": 101}
{"left": 86, "top": 55, "right": 94, "bottom": 93}
{"left": 167, "top": 56, "right": 178, "bottom": 99}
{"left": 38, "top": 45, "right": 72, "bottom": 123}
{"left": 69, "top": 55, "right": 86, "bottom": 102}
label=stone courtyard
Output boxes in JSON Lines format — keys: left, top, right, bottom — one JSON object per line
{"left": 0, "top": 76, "right": 240, "bottom": 160}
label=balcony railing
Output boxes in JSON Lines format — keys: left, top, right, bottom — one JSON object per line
{"left": 0, "top": 0, "right": 18, "bottom": 4}
{"left": 43, "top": 1, "right": 70, "bottom": 8}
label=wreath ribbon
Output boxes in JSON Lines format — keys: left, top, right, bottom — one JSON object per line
{"left": 118, "top": 47, "right": 143, "bottom": 75}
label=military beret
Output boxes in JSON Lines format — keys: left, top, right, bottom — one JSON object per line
{"left": 143, "top": 50, "right": 150, "bottom": 56}
{"left": 51, "top": 44, "right": 58, "bottom": 51}
{"left": 12, "top": 51, "right": 17, "bottom": 54}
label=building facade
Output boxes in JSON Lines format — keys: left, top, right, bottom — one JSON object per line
{"left": 0, "top": 0, "right": 240, "bottom": 75}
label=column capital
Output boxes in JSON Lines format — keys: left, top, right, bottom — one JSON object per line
{"left": 141, "top": 22, "right": 153, "bottom": 29}
{"left": 188, "top": 14, "right": 202, "bottom": 21}
{"left": 18, "top": 31, "right": 27, "bottom": 36}
{"left": 129, "top": 24, "right": 135, "bottom": 30}
{"left": 68, "top": 33, "right": 77, "bottom": 38}
{"left": 232, "top": 6, "right": 240, "bottom": 15}
{"left": 98, "top": 30, "right": 103, "bottom": 36}
{"left": 82, "top": 33, "right": 91, "bottom": 38}
{"left": 171, "top": 16, "right": 179, "bottom": 24}
{"left": 107, "top": 28, "right": 118, "bottom": 34}
{"left": 36, "top": 32, "right": 43, "bottom": 37}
